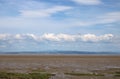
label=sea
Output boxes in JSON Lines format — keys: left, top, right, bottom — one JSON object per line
{"left": 0, "top": 51, "right": 120, "bottom": 55}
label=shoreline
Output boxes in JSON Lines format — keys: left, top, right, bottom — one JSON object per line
{"left": 0, "top": 53, "right": 120, "bottom": 56}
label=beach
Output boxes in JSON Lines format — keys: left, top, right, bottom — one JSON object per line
{"left": 0, "top": 55, "right": 120, "bottom": 79}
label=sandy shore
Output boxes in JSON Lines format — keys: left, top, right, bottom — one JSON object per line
{"left": 0, "top": 55, "right": 120, "bottom": 79}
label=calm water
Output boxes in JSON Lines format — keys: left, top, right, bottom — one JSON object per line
{"left": 0, "top": 51, "right": 119, "bottom": 55}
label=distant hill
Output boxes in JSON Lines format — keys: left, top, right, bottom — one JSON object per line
{"left": 0, "top": 51, "right": 119, "bottom": 55}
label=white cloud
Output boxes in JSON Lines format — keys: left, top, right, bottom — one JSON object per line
{"left": 42, "top": 33, "right": 76, "bottom": 41}
{"left": 20, "top": 6, "right": 72, "bottom": 18}
{"left": 1, "top": 0, "right": 72, "bottom": 18}
{"left": 0, "top": 33, "right": 114, "bottom": 43}
{"left": 0, "top": 0, "right": 119, "bottom": 31}
{"left": 57, "top": 34, "right": 76, "bottom": 41}
{"left": 71, "top": 0, "right": 102, "bottom": 5}
{"left": 71, "top": 11, "right": 120, "bottom": 27}
{"left": 14, "top": 34, "right": 41, "bottom": 41}
{"left": 81, "top": 34, "right": 113, "bottom": 42}
{"left": 14, "top": 34, "right": 23, "bottom": 39}
{"left": 42, "top": 33, "right": 60, "bottom": 41}
{"left": 0, "top": 34, "right": 10, "bottom": 40}
{"left": 97, "top": 12, "right": 120, "bottom": 24}
{"left": 41, "top": 33, "right": 114, "bottom": 42}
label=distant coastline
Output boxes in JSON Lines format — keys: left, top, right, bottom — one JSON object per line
{"left": 0, "top": 51, "right": 120, "bottom": 55}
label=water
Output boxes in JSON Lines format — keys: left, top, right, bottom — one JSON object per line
{"left": 0, "top": 51, "right": 119, "bottom": 55}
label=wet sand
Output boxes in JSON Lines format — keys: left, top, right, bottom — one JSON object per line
{"left": 0, "top": 55, "right": 120, "bottom": 79}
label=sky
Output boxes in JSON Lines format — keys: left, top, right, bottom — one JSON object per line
{"left": 0, "top": 0, "right": 120, "bottom": 52}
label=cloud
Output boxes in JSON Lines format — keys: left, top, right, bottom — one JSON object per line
{"left": 0, "top": 0, "right": 72, "bottom": 18}
{"left": 0, "top": 33, "right": 114, "bottom": 43}
{"left": 1, "top": 33, "right": 119, "bottom": 52}
{"left": 13, "top": 34, "right": 40, "bottom": 41}
{"left": 0, "top": 34, "right": 10, "bottom": 40}
{"left": 20, "top": 6, "right": 72, "bottom": 18}
{"left": 42, "top": 33, "right": 114, "bottom": 42}
{"left": 0, "top": 0, "right": 119, "bottom": 31}
{"left": 71, "top": 11, "right": 120, "bottom": 27}
{"left": 97, "top": 12, "right": 120, "bottom": 24}
{"left": 42, "top": 33, "right": 76, "bottom": 41}
{"left": 71, "top": 0, "right": 102, "bottom": 5}
{"left": 81, "top": 34, "right": 113, "bottom": 42}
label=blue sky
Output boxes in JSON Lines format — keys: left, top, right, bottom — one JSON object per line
{"left": 0, "top": 0, "right": 120, "bottom": 52}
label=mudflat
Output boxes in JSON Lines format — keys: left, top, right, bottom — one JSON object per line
{"left": 0, "top": 55, "right": 120, "bottom": 79}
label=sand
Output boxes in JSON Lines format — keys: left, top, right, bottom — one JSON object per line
{"left": 0, "top": 55, "right": 120, "bottom": 79}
